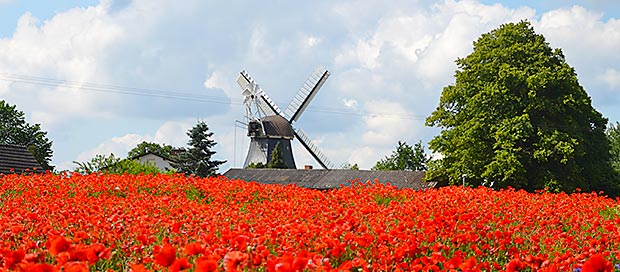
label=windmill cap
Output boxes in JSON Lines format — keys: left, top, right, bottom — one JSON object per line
{"left": 258, "top": 115, "right": 294, "bottom": 139}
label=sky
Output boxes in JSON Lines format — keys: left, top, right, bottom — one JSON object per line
{"left": 1, "top": 0, "right": 619, "bottom": 171}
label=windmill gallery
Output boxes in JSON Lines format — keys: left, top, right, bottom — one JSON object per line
{"left": 223, "top": 66, "right": 437, "bottom": 190}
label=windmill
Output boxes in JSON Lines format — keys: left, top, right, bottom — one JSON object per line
{"left": 236, "top": 66, "right": 334, "bottom": 169}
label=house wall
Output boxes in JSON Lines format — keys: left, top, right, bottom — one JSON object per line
{"left": 135, "top": 153, "right": 173, "bottom": 171}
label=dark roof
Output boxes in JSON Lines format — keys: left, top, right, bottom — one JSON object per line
{"left": 128, "top": 151, "right": 177, "bottom": 163}
{"left": 0, "top": 144, "right": 45, "bottom": 174}
{"left": 223, "top": 168, "right": 439, "bottom": 190}
{"left": 260, "top": 115, "right": 294, "bottom": 138}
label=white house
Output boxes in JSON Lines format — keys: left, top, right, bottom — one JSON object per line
{"left": 132, "top": 152, "right": 176, "bottom": 172}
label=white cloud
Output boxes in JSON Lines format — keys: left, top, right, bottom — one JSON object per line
{"left": 533, "top": 5, "right": 620, "bottom": 107}
{"left": 600, "top": 68, "right": 620, "bottom": 88}
{"left": 248, "top": 26, "right": 274, "bottom": 63}
{"left": 75, "top": 133, "right": 146, "bottom": 163}
{"left": 0, "top": 5, "right": 124, "bottom": 127}
{"left": 343, "top": 99, "right": 357, "bottom": 108}
{"left": 335, "top": 1, "right": 535, "bottom": 87}
{"left": 335, "top": 40, "right": 380, "bottom": 69}
{"left": 203, "top": 70, "right": 234, "bottom": 98}
{"left": 361, "top": 100, "right": 420, "bottom": 146}
{"left": 304, "top": 35, "right": 321, "bottom": 48}
{"left": 349, "top": 146, "right": 386, "bottom": 170}
{"left": 153, "top": 121, "right": 193, "bottom": 147}
{"left": 536, "top": 6, "right": 620, "bottom": 67}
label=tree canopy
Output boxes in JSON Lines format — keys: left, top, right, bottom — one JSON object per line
{"left": 1, "top": 100, "right": 54, "bottom": 170}
{"left": 172, "top": 121, "right": 226, "bottom": 177}
{"left": 127, "top": 141, "right": 173, "bottom": 158}
{"left": 73, "top": 154, "right": 162, "bottom": 175}
{"left": 426, "top": 21, "right": 615, "bottom": 194}
{"left": 607, "top": 122, "right": 620, "bottom": 176}
{"left": 372, "top": 141, "right": 429, "bottom": 171}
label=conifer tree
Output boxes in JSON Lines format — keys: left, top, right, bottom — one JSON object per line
{"left": 172, "top": 121, "right": 226, "bottom": 177}
{"left": 267, "top": 142, "right": 287, "bottom": 169}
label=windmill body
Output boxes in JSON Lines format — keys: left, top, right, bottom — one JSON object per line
{"left": 243, "top": 115, "right": 296, "bottom": 168}
{"left": 237, "top": 66, "right": 334, "bottom": 169}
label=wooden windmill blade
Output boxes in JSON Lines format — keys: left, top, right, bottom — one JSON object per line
{"left": 236, "top": 66, "right": 334, "bottom": 170}
{"left": 284, "top": 65, "right": 330, "bottom": 123}
{"left": 237, "top": 70, "right": 283, "bottom": 117}
{"left": 293, "top": 128, "right": 334, "bottom": 169}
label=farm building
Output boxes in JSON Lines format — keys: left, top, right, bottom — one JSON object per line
{"left": 223, "top": 168, "right": 442, "bottom": 190}
{"left": 129, "top": 151, "right": 177, "bottom": 172}
{"left": 0, "top": 144, "right": 45, "bottom": 174}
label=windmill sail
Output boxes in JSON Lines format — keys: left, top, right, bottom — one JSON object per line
{"left": 237, "top": 70, "right": 283, "bottom": 117}
{"left": 285, "top": 66, "right": 330, "bottom": 123}
{"left": 294, "top": 128, "right": 334, "bottom": 169}
{"left": 258, "top": 93, "right": 283, "bottom": 117}
{"left": 237, "top": 66, "right": 335, "bottom": 170}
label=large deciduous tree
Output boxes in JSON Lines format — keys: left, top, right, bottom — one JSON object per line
{"left": 372, "top": 141, "right": 429, "bottom": 171}
{"left": 172, "top": 121, "right": 226, "bottom": 177}
{"left": 607, "top": 122, "right": 620, "bottom": 176}
{"left": 1, "top": 100, "right": 54, "bottom": 170}
{"left": 426, "top": 21, "right": 616, "bottom": 194}
{"left": 127, "top": 141, "right": 173, "bottom": 158}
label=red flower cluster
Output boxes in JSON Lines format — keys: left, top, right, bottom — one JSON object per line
{"left": 1, "top": 173, "right": 620, "bottom": 271}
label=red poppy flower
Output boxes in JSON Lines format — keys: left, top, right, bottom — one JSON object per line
{"left": 63, "top": 262, "right": 89, "bottom": 272}
{"left": 581, "top": 254, "right": 613, "bottom": 272}
{"left": 2, "top": 248, "right": 25, "bottom": 269}
{"left": 184, "top": 242, "right": 205, "bottom": 256}
{"left": 49, "top": 236, "right": 71, "bottom": 256}
{"left": 223, "top": 251, "right": 248, "bottom": 272}
{"left": 445, "top": 256, "right": 463, "bottom": 269}
{"left": 169, "top": 258, "right": 191, "bottom": 272}
{"left": 195, "top": 256, "right": 219, "bottom": 272}
{"left": 506, "top": 258, "right": 524, "bottom": 272}
{"left": 130, "top": 264, "right": 148, "bottom": 272}
{"left": 155, "top": 245, "right": 177, "bottom": 268}
{"left": 22, "top": 263, "right": 56, "bottom": 272}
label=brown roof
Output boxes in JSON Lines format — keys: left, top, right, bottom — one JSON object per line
{"left": 260, "top": 115, "right": 294, "bottom": 138}
{"left": 223, "top": 168, "right": 438, "bottom": 190}
{"left": 0, "top": 144, "right": 45, "bottom": 174}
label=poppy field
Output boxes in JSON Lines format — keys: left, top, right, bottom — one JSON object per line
{"left": 1, "top": 173, "right": 620, "bottom": 271}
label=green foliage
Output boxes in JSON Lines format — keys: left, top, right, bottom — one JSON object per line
{"left": 341, "top": 162, "right": 360, "bottom": 170}
{"left": 111, "top": 159, "right": 162, "bottom": 175}
{"left": 425, "top": 21, "right": 616, "bottom": 194}
{"left": 73, "top": 154, "right": 162, "bottom": 175}
{"left": 600, "top": 206, "right": 620, "bottom": 220}
{"left": 267, "top": 142, "right": 287, "bottom": 169}
{"left": 246, "top": 162, "right": 266, "bottom": 169}
{"left": 0, "top": 100, "right": 54, "bottom": 170}
{"left": 607, "top": 122, "right": 620, "bottom": 175}
{"left": 127, "top": 141, "right": 173, "bottom": 158}
{"left": 184, "top": 185, "right": 213, "bottom": 204}
{"left": 74, "top": 154, "right": 121, "bottom": 174}
{"left": 372, "top": 141, "right": 429, "bottom": 171}
{"left": 171, "top": 120, "right": 226, "bottom": 177}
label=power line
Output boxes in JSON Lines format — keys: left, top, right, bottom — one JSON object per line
{"left": 0, "top": 72, "right": 235, "bottom": 105}
{"left": 0, "top": 72, "right": 427, "bottom": 120}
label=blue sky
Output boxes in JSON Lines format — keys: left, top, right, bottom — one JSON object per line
{"left": 1, "top": 0, "right": 619, "bottom": 171}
